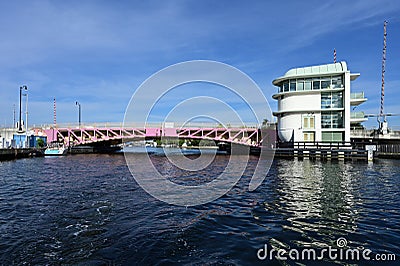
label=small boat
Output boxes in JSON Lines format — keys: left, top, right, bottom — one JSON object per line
{"left": 44, "top": 142, "right": 67, "bottom": 156}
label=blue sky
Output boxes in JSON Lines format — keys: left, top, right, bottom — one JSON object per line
{"left": 0, "top": 0, "right": 399, "bottom": 129}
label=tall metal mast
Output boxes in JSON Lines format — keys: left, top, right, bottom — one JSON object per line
{"left": 379, "top": 21, "right": 387, "bottom": 122}
{"left": 53, "top": 97, "right": 57, "bottom": 126}
{"left": 365, "top": 21, "right": 400, "bottom": 133}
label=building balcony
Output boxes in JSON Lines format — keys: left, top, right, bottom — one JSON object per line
{"left": 350, "top": 111, "right": 368, "bottom": 123}
{"left": 350, "top": 92, "right": 367, "bottom": 106}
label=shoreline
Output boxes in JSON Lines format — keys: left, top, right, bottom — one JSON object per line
{"left": 0, "top": 148, "right": 45, "bottom": 161}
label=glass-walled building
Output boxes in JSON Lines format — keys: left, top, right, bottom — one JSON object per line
{"left": 272, "top": 61, "right": 367, "bottom": 143}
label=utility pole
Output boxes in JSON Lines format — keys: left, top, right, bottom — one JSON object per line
{"left": 18, "top": 85, "right": 27, "bottom": 132}
{"left": 75, "top": 101, "right": 81, "bottom": 127}
{"left": 24, "top": 92, "right": 28, "bottom": 147}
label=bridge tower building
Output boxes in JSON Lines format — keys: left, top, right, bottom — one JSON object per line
{"left": 272, "top": 61, "right": 367, "bottom": 143}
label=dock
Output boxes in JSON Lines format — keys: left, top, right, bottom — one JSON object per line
{"left": 273, "top": 141, "right": 400, "bottom": 161}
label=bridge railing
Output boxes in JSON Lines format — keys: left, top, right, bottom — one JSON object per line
{"left": 351, "top": 128, "right": 400, "bottom": 138}
{"left": 39, "top": 122, "right": 261, "bottom": 129}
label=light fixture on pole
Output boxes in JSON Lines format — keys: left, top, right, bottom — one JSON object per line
{"left": 22, "top": 91, "right": 29, "bottom": 147}
{"left": 75, "top": 101, "right": 81, "bottom": 127}
{"left": 18, "top": 85, "right": 27, "bottom": 132}
{"left": 13, "top": 104, "right": 16, "bottom": 129}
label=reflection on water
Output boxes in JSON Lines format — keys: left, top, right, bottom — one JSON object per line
{"left": 260, "top": 161, "right": 360, "bottom": 255}
{"left": 0, "top": 154, "right": 399, "bottom": 265}
{"left": 254, "top": 159, "right": 400, "bottom": 264}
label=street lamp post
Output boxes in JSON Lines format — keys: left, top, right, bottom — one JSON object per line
{"left": 75, "top": 101, "right": 81, "bottom": 127}
{"left": 22, "top": 92, "right": 28, "bottom": 147}
{"left": 18, "top": 85, "right": 27, "bottom": 132}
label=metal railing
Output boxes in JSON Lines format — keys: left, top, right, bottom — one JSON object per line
{"left": 350, "top": 92, "right": 365, "bottom": 100}
{"left": 350, "top": 129, "right": 374, "bottom": 137}
{"left": 35, "top": 122, "right": 262, "bottom": 129}
{"left": 350, "top": 112, "right": 365, "bottom": 119}
{"left": 292, "top": 141, "right": 353, "bottom": 150}
{"left": 351, "top": 129, "right": 400, "bottom": 138}
{"left": 378, "top": 144, "right": 400, "bottom": 154}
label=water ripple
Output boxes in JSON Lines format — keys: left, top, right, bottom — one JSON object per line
{"left": 0, "top": 153, "right": 399, "bottom": 264}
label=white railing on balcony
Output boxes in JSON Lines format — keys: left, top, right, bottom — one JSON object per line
{"left": 350, "top": 112, "right": 365, "bottom": 119}
{"left": 350, "top": 92, "right": 365, "bottom": 100}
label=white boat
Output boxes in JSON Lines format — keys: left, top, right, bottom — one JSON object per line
{"left": 44, "top": 143, "right": 67, "bottom": 156}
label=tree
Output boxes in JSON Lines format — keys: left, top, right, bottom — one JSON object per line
{"left": 262, "top": 119, "right": 269, "bottom": 127}
{"left": 36, "top": 138, "right": 45, "bottom": 148}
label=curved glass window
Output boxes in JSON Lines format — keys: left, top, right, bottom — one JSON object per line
{"left": 297, "top": 79, "right": 304, "bottom": 91}
{"left": 312, "top": 78, "right": 320, "bottom": 90}
{"left": 321, "top": 79, "right": 330, "bottom": 89}
{"left": 305, "top": 79, "right": 312, "bottom": 90}
{"left": 279, "top": 75, "right": 344, "bottom": 93}
{"left": 290, "top": 80, "right": 296, "bottom": 91}
{"left": 283, "top": 81, "right": 289, "bottom": 92}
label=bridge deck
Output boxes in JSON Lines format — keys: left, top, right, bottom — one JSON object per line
{"left": 42, "top": 126, "right": 263, "bottom": 147}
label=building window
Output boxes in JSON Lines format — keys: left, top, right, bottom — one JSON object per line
{"left": 279, "top": 75, "right": 343, "bottom": 93}
{"left": 331, "top": 75, "right": 343, "bottom": 89}
{"left": 283, "top": 81, "right": 289, "bottom": 92}
{"left": 297, "top": 79, "right": 304, "bottom": 91}
{"left": 312, "top": 78, "right": 320, "bottom": 90}
{"left": 322, "top": 132, "right": 343, "bottom": 142}
{"left": 321, "top": 93, "right": 331, "bottom": 109}
{"left": 303, "top": 115, "right": 315, "bottom": 129}
{"left": 303, "top": 132, "right": 315, "bottom": 142}
{"left": 331, "top": 92, "right": 343, "bottom": 108}
{"left": 321, "top": 78, "right": 330, "bottom": 89}
{"left": 321, "top": 111, "right": 343, "bottom": 128}
{"left": 290, "top": 80, "right": 296, "bottom": 91}
{"left": 305, "top": 79, "right": 312, "bottom": 90}
{"left": 321, "top": 91, "right": 343, "bottom": 109}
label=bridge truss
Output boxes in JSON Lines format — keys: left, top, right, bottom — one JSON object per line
{"left": 42, "top": 125, "right": 264, "bottom": 147}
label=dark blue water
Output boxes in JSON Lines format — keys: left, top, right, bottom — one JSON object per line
{"left": 0, "top": 152, "right": 399, "bottom": 265}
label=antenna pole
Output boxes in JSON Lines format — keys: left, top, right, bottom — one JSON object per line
{"left": 380, "top": 21, "right": 387, "bottom": 121}
{"left": 13, "top": 104, "right": 16, "bottom": 128}
{"left": 53, "top": 97, "right": 57, "bottom": 126}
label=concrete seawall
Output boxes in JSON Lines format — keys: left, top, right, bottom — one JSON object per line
{"left": 0, "top": 148, "right": 45, "bottom": 161}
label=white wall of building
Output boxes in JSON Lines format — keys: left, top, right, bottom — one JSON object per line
{"left": 279, "top": 93, "right": 321, "bottom": 112}
{"left": 0, "top": 128, "right": 18, "bottom": 148}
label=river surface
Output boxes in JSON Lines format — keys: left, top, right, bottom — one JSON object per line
{"left": 0, "top": 149, "right": 399, "bottom": 265}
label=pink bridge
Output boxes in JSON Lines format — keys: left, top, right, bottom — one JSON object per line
{"left": 42, "top": 123, "right": 272, "bottom": 147}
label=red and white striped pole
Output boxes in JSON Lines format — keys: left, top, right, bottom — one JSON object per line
{"left": 380, "top": 21, "right": 387, "bottom": 120}
{"left": 334, "top": 48, "right": 337, "bottom": 63}
{"left": 53, "top": 97, "right": 57, "bottom": 126}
